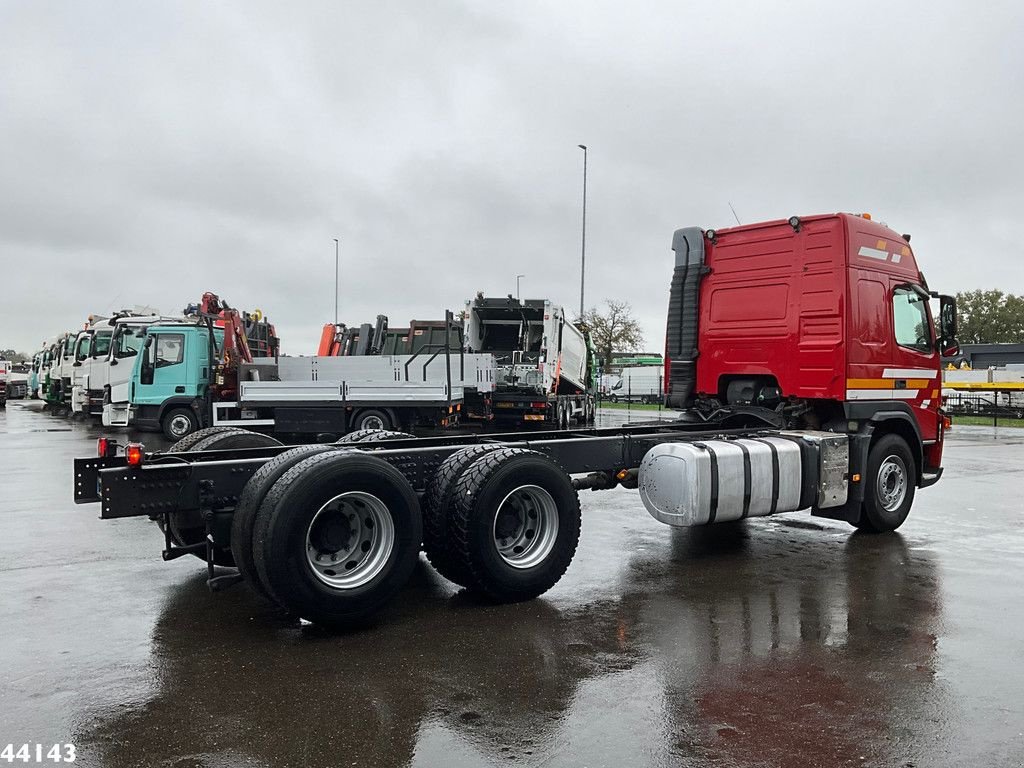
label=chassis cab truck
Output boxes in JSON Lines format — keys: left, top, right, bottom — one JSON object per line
{"left": 664, "top": 212, "right": 956, "bottom": 529}
{"left": 75, "top": 213, "right": 956, "bottom": 630}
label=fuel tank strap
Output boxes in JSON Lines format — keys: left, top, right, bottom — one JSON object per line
{"left": 748, "top": 438, "right": 781, "bottom": 514}
{"left": 694, "top": 442, "right": 719, "bottom": 523}
{"left": 736, "top": 441, "right": 752, "bottom": 518}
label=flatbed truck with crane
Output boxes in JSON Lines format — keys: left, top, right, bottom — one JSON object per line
{"left": 115, "top": 294, "right": 492, "bottom": 440}
{"left": 75, "top": 213, "right": 958, "bottom": 630}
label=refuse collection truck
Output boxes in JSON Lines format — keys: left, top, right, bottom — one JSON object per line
{"left": 461, "top": 295, "right": 597, "bottom": 427}
{"left": 75, "top": 212, "right": 958, "bottom": 630}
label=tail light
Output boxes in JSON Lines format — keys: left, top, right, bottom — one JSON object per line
{"left": 125, "top": 443, "right": 145, "bottom": 467}
{"left": 96, "top": 437, "right": 116, "bottom": 457}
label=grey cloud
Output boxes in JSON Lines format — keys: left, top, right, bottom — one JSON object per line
{"left": 2, "top": 0, "right": 1022, "bottom": 354}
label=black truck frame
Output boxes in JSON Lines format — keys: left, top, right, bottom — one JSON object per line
{"left": 73, "top": 406, "right": 901, "bottom": 630}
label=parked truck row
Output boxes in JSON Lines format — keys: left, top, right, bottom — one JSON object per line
{"left": 29, "top": 292, "right": 598, "bottom": 440}
{"left": 75, "top": 212, "right": 960, "bottom": 630}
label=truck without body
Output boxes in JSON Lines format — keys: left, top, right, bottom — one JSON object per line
{"left": 75, "top": 213, "right": 957, "bottom": 631}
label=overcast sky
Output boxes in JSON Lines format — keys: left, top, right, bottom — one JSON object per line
{"left": 2, "top": 1, "right": 1022, "bottom": 355}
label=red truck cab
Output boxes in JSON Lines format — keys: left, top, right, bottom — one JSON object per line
{"left": 665, "top": 213, "right": 958, "bottom": 518}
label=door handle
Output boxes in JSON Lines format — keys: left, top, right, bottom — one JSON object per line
{"left": 175, "top": 386, "right": 185, "bottom": 393}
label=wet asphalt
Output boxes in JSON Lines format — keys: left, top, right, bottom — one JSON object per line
{"left": 1, "top": 400, "right": 1023, "bottom": 767}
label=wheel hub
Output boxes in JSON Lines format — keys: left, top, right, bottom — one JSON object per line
{"left": 305, "top": 492, "right": 394, "bottom": 589}
{"left": 492, "top": 485, "right": 559, "bottom": 569}
{"left": 876, "top": 456, "right": 907, "bottom": 512}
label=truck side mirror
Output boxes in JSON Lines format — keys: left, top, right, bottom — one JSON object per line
{"left": 938, "top": 294, "right": 958, "bottom": 357}
{"left": 140, "top": 336, "right": 155, "bottom": 385}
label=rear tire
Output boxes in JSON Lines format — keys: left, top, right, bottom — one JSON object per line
{"left": 168, "top": 426, "right": 245, "bottom": 453}
{"left": 169, "top": 430, "right": 284, "bottom": 565}
{"left": 336, "top": 429, "right": 414, "bottom": 444}
{"left": 449, "top": 448, "right": 581, "bottom": 602}
{"left": 161, "top": 407, "right": 199, "bottom": 441}
{"left": 422, "top": 444, "right": 504, "bottom": 586}
{"left": 252, "top": 451, "right": 422, "bottom": 628}
{"left": 230, "top": 444, "right": 338, "bottom": 601}
{"left": 854, "top": 434, "right": 916, "bottom": 533}
{"left": 189, "top": 430, "right": 283, "bottom": 452}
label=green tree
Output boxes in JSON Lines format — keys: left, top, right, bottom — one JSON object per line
{"left": 576, "top": 300, "right": 645, "bottom": 367}
{"left": 954, "top": 290, "right": 1024, "bottom": 344}
{"left": 0, "top": 349, "right": 28, "bottom": 364}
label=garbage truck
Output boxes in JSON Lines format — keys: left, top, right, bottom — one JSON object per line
{"left": 75, "top": 212, "right": 958, "bottom": 630}
{"left": 461, "top": 295, "right": 597, "bottom": 427}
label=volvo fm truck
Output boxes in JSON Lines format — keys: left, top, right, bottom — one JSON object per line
{"left": 76, "top": 213, "right": 957, "bottom": 630}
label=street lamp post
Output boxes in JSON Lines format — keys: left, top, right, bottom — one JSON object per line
{"left": 333, "top": 238, "right": 339, "bottom": 325}
{"left": 516, "top": 274, "right": 525, "bottom": 300}
{"left": 577, "top": 144, "right": 588, "bottom": 318}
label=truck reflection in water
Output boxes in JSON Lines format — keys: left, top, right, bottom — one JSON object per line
{"left": 78, "top": 526, "right": 943, "bottom": 767}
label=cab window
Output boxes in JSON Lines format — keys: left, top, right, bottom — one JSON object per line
{"left": 115, "top": 329, "right": 144, "bottom": 359}
{"left": 892, "top": 287, "right": 932, "bottom": 353}
{"left": 155, "top": 334, "right": 184, "bottom": 368}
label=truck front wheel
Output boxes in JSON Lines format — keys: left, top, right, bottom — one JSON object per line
{"left": 162, "top": 407, "right": 199, "bottom": 441}
{"left": 856, "top": 434, "right": 916, "bottom": 533}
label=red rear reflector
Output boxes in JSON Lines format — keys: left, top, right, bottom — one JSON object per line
{"left": 531, "top": 402, "right": 547, "bottom": 408}
{"left": 125, "top": 443, "right": 145, "bottom": 467}
{"left": 96, "top": 437, "right": 115, "bottom": 457}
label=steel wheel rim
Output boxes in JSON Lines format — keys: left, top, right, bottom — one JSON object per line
{"left": 493, "top": 484, "right": 559, "bottom": 569}
{"left": 305, "top": 491, "right": 395, "bottom": 589}
{"left": 361, "top": 415, "right": 385, "bottom": 431}
{"left": 877, "top": 455, "right": 908, "bottom": 512}
{"left": 169, "top": 414, "right": 192, "bottom": 438}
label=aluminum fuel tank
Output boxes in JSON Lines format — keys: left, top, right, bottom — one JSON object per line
{"left": 638, "top": 437, "right": 804, "bottom": 527}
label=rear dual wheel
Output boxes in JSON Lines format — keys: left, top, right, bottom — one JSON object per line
{"left": 337, "top": 429, "right": 415, "bottom": 444}
{"left": 165, "top": 429, "right": 283, "bottom": 566}
{"left": 445, "top": 448, "right": 581, "bottom": 602}
{"left": 230, "top": 444, "right": 338, "bottom": 600}
{"left": 251, "top": 451, "right": 422, "bottom": 627}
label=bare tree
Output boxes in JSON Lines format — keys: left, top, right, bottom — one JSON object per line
{"left": 575, "top": 300, "right": 644, "bottom": 367}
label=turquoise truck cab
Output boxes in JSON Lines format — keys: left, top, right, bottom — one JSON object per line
{"left": 128, "top": 324, "right": 223, "bottom": 440}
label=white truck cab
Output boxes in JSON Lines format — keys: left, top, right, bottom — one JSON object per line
{"left": 70, "top": 316, "right": 113, "bottom": 416}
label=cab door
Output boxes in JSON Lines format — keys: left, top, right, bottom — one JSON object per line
{"left": 135, "top": 332, "right": 188, "bottom": 407}
{"left": 887, "top": 282, "right": 940, "bottom": 441}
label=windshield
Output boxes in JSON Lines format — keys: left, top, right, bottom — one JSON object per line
{"left": 92, "top": 331, "right": 112, "bottom": 357}
{"left": 75, "top": 335, "right": 90, "bottom": 360}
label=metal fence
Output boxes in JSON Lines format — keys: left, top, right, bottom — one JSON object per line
{"left": 943, "top": 391, "right": 1024, "bottom": 424}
